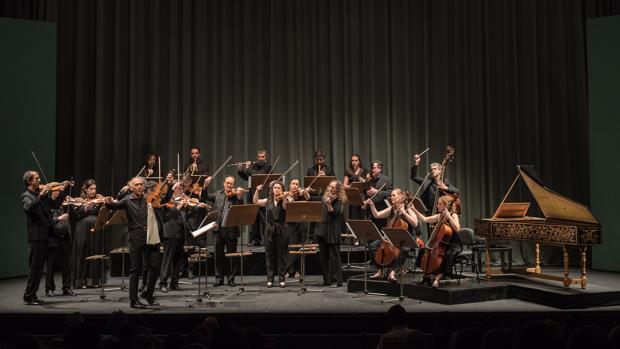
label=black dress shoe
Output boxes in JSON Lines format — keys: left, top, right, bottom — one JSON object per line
{"left": 24, "top": 298, "right": 43, "bottom": 305}
{"left": 143, "top": 295, "right": 160, "bottom": 306}
{"left": 213, "top": 280, "right": 224, "bottom": 287}
{"left": 170, "top": 285, "right": 182, "bottom": 291}
{"left": 160, "top": 285, "right": 169, "bottom": 293}
{"left": 188, "top": 271, "right": 195, "bottom": 280}
{"left": 46, "top": 290, "right": 54, "bottom": 297}
{"left": 62, "top": 289, "right": 76, "bottom": 296}
{"left": 130, "top": 300, "right": 147, "bottom": 309}
{"left": 228, "top": 280, "right": 236, "bottom": 287}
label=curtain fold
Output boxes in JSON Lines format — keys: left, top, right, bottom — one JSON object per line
{"left": 3, "top": 0, "right": 618, "bottom": 242}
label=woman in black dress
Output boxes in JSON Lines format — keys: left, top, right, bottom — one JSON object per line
{"left": 70, "top": 179, "right": 103, "bottom": 288}
{"left": 254, "top": 181, "right": 290, "bottom": 288}
{"left": 315, "top": 180, "right": 347, "bottom": 287}
{"left": 342, "top": 153, "right": 370, "bottom": 220}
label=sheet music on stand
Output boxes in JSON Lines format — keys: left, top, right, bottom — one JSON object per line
{"left": 380, "top": 228, "right": 422, "bottom": 304}
{"left": 285, "top": 201, "right": 325, "bottom": 295}
{"left": 344, "top": 188, "right": 364, "bottom": 206}
{"left": 303, "top": 176, "right": 337, "bottom": 194}
{"left": 345, "top": 219, "right": 386, "bottom": 298}
{"left": 222, "top": 204, "right": 260, "bottom": 294}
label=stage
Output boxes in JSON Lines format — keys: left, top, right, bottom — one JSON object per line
{"left": 2, "top": 268, "right": 620, "bottom": 342}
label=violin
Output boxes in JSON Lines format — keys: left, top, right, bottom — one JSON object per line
{"left": 164, "top": 195, "right": 210, "bottom": 209}
{"left": 226, "top": 187, "right": 248, "bottom": 198}
{"left": 40, "top": 180, "right": 74, "bottom": 192}
{"left": 62, "top": 194, "right": 108, "bottom": 207}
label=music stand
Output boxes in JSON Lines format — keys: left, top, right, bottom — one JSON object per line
{"left": 83, "top": 208, "right": 127, "bottom": 302}
{"left": 303, "top": 176, "right": 338, "bottom": 194}
{"left": 350, "top": 181, "right": 366, "bottom": 192}
{"left": 346, "top": 220, "right": 386, "bottom": 298}
{"left": 285, "top": 201, "right": 324, "bottom": 295}
{"left": 223, "top": 204, "right": 260, "bottom": 295}
{"left": 342, "top": 188, "right": 365, "bottom": 270}
{"left": 186, "top": 211, "right": 221, "bottom": 307}
{"left": 380, "top": 228, "right": 421, "bottom": 304}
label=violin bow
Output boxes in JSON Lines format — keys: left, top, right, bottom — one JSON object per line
{"left": 30, "top": 150, "right": 49, "bottom": 184}
{"left": 258, "top": 155, "right": 281, "bottom": 189}
{"left": 274, "top": 160, "right": 299, "bottom": 183}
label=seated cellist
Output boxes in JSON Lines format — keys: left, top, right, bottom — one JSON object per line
{"left": 411, "top": 195, "right": 462, "bottom": 288}
{"left": 365, "top": 188, "right": 420, "bottom": 283}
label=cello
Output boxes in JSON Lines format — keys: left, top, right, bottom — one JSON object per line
{"left": 419, "top": 194, "right": 459, "bottom": 280}
{"left": 373, "top": 193, "right": 412, "bottom": 268}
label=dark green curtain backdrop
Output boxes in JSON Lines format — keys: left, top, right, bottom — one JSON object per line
{"left": 2, "top": 1, "right": 619, "bottom": 253}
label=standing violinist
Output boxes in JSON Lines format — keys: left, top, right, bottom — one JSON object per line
{"left": 285, "top": 178, "right": 310, "bottom": 279}
{"left": 238, "top": 149, "right": 272, "bottom": 246}
{"left": 159, "top": 181, "right": 206, "bottom": 292}
{"left": 180, "top": 175, "right": 210, "bottom": 279}
{"left": 45, "top": 187, "right": 74, "bottom": 297}
{"left": 410, "top": 155, "right": 459, "bottom": 216}
{"left": 365, "top": 188, "right": 420, "bottom": 282}
{"left": 20, "top": 171, "right": 70, "bottom": 305}
{"left": 104, "top": 174, "right": 172, "bottom": 309}
{"left": 313, "top": 180, "right": 346, "bottom": 287}
{"left": 70, "top": 179, "right": 104, "bottom": 289}
{"left": 306, "top": 149, "right": 335, "bottom": 177}
{"left": 204, "top": 176, "right": 245, "bottom": 287}
{"left": 411, "top": 195, "right": 462, "bottom": 288}
{"left": 253, "top": 181, "right": 290, "bottom": 288}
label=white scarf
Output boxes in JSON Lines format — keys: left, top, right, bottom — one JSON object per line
{"left": 146, "top": 203, "right": 161, "bottom": 245}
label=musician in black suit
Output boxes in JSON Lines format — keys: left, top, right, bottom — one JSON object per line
{"left": 306, "top": 149, "right": 335, "bottom": 177}
{"left": 204, "top": 176, "right": 245, "bottom": 287}
{"left": 184, "top": 146, "right": 209, "bottom": 179}
{"left": 410, "top": 154, "right": 459, "bottom": 216}
{"left": 366, "top": 160, "right": 393, "bottom": 228}
{"left": 105, "top": 175, "right": 172, "bottom": 309}
{"left": 20, "top": 171, "right": 70, "bottom": 305}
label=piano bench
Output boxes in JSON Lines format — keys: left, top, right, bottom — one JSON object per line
{"left": 472, "top": 244, "right": 512, "bottom": 271}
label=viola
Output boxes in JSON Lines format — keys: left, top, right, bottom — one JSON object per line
{"left": 226, "top": 187, "right": 248, "bottom": 198}
{"left": 146, "top": 169, "right": 176, "bottom": 208}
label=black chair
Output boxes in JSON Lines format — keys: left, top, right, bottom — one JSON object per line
{"left": 453, "top": 228, "right": 481, "bottom": 286}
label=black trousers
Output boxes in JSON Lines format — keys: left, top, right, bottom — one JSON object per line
{"left": 160, "top": 237, "right": 184, "bottom": 286}
{"left": 286, "top": 224, "right": 304, "bottom": 274}
{"left": 214, "top": 234, "right": 237, "bottom": 282}
{"left": 317, "top": 237, "right": 343, "bottom": 285}
{"left": 45, "top": 237, "right": 72, "bottom": 291}
{"left": 265, "top": 228, "right": 288, "bottom": 282}
{"left": 128, "top": 232, "right": 161, "bottom": 301}
{"left": 24, "top": 240, "right": 48, "bottom": 301}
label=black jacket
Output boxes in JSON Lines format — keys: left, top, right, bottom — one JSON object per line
{"left": 206, "top": 190, "right": 242, "bottom": 239}
{"left": 21, "top": 190, "right": 66, "bottom": 242}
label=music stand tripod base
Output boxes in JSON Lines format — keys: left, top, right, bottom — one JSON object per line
{"left": 287, "top": 248, "right": 324, "bottom": 295}
{"left": 81, "top": 255, "right": 122, "bottom": 302}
